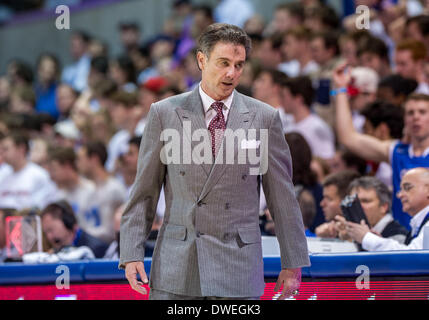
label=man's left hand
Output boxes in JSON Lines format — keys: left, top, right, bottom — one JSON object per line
{"left": 345, "top": 220, "right": 370, "bottom": 244}
{"left": 274, "top": 267, "right": 301, "bottom": 300}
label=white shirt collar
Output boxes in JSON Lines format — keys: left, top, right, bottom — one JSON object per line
{"left": 372, "top": 213, "right": 394, "bottom": 234}
{"left": 199, "top": 83, "right": 234, "bottom": 114}
{"left": 410, "top": 204, "right": 429, "bottom": 236}
{"left": 408, "top": 145, "right": 429, "bottom": 158}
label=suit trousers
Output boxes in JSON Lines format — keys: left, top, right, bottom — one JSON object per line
{"left": 149, "top": 288, "right": 260, "bottom": 300}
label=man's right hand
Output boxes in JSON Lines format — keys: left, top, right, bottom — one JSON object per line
{"left": 125, "top": 261, "right": 148, "bottom": 295}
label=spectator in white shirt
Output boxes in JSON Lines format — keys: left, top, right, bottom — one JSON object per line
{"left": 280, "top": 75, "right": 335, "bottom": 160}
{"left": 0, "top": 132, "right": 57, "bottom": 210}
{"left": 76, "top": 141, "right": 127, "bottom": 243}
{"left": 343, "top": 168, "right": 429, "bottom": 250}
{"left": 47, "top": 146, "right": 95, "bottom": 230}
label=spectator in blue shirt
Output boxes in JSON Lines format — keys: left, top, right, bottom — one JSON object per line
{"left": 34, "top": 53, "right": 61, "bottom": 119}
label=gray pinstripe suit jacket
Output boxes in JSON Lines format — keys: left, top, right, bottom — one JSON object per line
{"left": 119, "top": 87, "right": 310, "bottom": 297}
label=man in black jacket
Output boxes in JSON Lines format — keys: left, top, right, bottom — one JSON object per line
{"left": 336, "top": 176, "right": 408, "bottom": 243}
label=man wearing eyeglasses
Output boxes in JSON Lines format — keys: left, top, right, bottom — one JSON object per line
{"left": 342, "top": 167, "right": 429, "bottom": 251}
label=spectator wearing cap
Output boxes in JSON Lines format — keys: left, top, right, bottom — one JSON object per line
{"left": 61, "top": 30, "right": 92, "bottom": 92}
{"left": 347, "top": 67, "right": 379, "bottom": 133}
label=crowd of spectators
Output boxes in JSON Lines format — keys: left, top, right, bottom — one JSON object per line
{"left": 1, "top": 0, "right": 429, "bottom": 262}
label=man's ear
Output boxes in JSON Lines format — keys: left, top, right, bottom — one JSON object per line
{"left": 196, "top": 51, "right": 206, "bottom": 71}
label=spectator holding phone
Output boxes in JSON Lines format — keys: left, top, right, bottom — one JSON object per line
{"left": 335, "top": 176, "right": 408, "bottom": 244}
{"left": 341, "top": 168, "right": 429, "bottom": 250}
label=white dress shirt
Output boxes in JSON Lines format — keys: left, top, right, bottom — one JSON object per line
{"left": 199, "top": 84, "right": 233, "bottom": 128}
{"left": 362, "top": 205, "right": 429, "bottom": 251}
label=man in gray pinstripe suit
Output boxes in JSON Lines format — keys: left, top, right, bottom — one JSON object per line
{"left": 119, "top": 23, "right": 310, "bottom": 300}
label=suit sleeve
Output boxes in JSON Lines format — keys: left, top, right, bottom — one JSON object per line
{"left": 262, "top": 110, "right": 311, "bottom": 269}
{"left": 118, "top": 104, "right": 166, "bottom": 269}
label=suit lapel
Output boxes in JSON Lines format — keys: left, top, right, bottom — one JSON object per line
{"left": 198, "top": 91, "right": 256, "bottom": 202}
{"left": 175, "top": 87, "right": 211, "bottom": 177}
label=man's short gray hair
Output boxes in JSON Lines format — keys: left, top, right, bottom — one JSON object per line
{"left": 197, "top": 23, "right": 252, "bottom": 59}
{"left": 348, "top": 176, "right": 392, "bottom": 209}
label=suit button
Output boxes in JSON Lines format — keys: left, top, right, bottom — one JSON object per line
{"left": 197, "top": 201, "right": 202, "bottom": 207}
{"left": 225, "top": 203, "right": 230, "bottom": 210}
{"left": 180, "top": 171, "right": 185, "bottom": 176}
{"left": 196, "top": 231, "right": 204, "bottom": 237}
{"left": 242, "top": 174, "right": 247, "bottom": 180}
{"left": 223, "top": 233, "right": 230, "bottom": 241}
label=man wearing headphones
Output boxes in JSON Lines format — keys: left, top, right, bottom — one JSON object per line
{"left": 41, "top": 201, "right": 109, "bottom": 258}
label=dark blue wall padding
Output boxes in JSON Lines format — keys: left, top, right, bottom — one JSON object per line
{"left": 1, "top": 251, "right": 429, "bottom": 285}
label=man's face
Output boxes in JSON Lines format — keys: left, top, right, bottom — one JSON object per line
{"left": 397, "top": 170, "right": 429, "bottom": 216}
{"left": 109, "top": 103, "right": 129, "bottom": 129}
{"left": 2, "top": 138, "right": 22, "bottom": 166}
{"left": 198, "top": 42, "right": 246, "bottom": 101}
{"left": 252, "top": 72, "right": 274, "bottom": 103}
{"left": 76, "top": 147, "right": 91, "bottom": 177}
{"left": 42, "top": 213, "right": 74, "bottom": 251}
{"left": 360, "top": 52, "right": 382, "bottom": 74}
{"left": 123, "top": 144, "right": 139, "bottom": 173}
{"left": 280, "top": 87, "right": 295, "bottom": 113}
{"left": 311, "top": 37, "right": 331, "bottom": 65}
{"left": 70, "top": 35, "right": 86, "bottom": 60}
{"left": 282, "top": 34, "right": 300, "bottom": 61}
{"left": 56, "top": 85, "right": 76, "bottom": 114}
{"left": 320, "top": 184, "right": 343, "bottom": 221}
{"left": 120, "top": 29, "right": 140, "bottom": 49}
{"left": 395, "top": 50, "right": 419, "bottom": 80}
{"left": 404, "top": 99, "right": 429, "bottom": 141}
{"left": 350, "top": 187, "right": 387, "bottom": 227}
{"left": 273, "top": 9, "right": 293, "bottom": 33}
{"left": 48, "top": 160, "right": 68, "bottom": 186}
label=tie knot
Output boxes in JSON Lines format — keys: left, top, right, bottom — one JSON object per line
{"left": 211, "top": 101, "right": 224, "bottom": 115}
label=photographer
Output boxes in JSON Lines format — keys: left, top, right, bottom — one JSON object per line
{"left": 336, "top": 176, "right": 408, "bottom": 244}
{"left": 338, "top": 168, "right": 429, "bottom": 251}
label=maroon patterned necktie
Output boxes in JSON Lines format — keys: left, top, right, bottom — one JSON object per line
{"left": 208, "top": 101, "right": 226, "bottom": 157}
